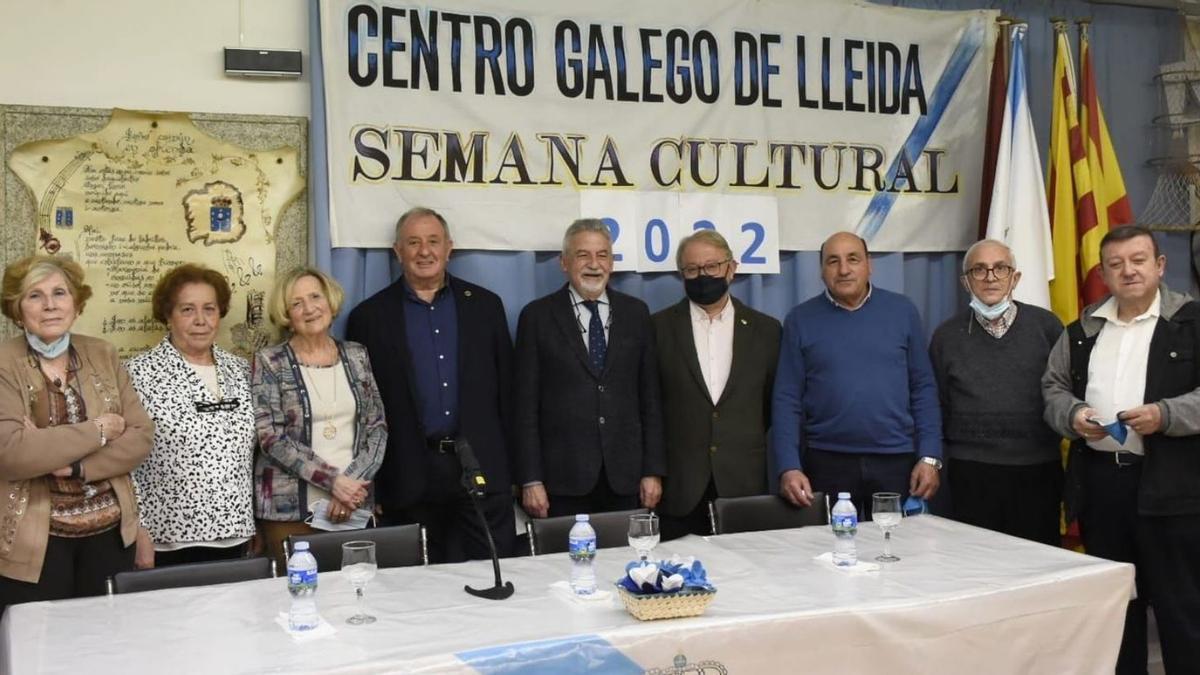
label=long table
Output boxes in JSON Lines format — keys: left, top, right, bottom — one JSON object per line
{"left": 1, "top": 516, "right": 1132, "bottom": 674}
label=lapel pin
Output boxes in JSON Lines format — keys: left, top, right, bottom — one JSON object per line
{"left": 464, "top": 290, "right": 472, "bottom": 297}
{"left": 740, "top": 318, "right": 748, "bottom": 325}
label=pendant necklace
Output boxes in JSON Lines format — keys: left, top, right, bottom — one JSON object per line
{"left": 305, "top": 362, "right": 339, "bottom": 440}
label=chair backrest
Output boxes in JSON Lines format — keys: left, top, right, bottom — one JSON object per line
{"left": 710, "top": 493, "right": 829, "bottom": 535}
{"left": 109, "top": 556, "right": 274, "bottom": 595}
{"left": 286, "top": 525, "right": 426, "bottom": 572}
{"left": 527, "top": 508, "right": 649, "bottom": 555}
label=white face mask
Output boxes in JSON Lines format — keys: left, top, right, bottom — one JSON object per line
{"left": 969, "top": 293, "right": 1011, "bottom": 320}
{"left": 306, "top": 499, "right": 373, "bottom": 531}
{"left": 25, "top": 331, "right": 70, "bottom": 359}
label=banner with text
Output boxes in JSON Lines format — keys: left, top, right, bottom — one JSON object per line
{"left": 321, "top": 0, "right": 995, "bottom": 271}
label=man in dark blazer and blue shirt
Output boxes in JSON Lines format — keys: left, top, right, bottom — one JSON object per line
{"left": 346, "top": 207, "right": 515, "bottom": 563}
{"left": 653, "top": 230, "right": 781, "bottom": 539}
{"left": 516, "top": 219, "right": 666, "bottom": 518}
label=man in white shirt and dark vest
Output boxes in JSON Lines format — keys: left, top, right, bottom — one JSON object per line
{"left": 652, "top": 230, "right": 781, "bottom": 539}
{"left": 1044, "top": 225, "right": 1200, "bottom": 674}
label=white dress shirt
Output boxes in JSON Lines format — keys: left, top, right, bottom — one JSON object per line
{"left": 690, "top": 299, "right": 736, "bottom": 403}
{"left": 1085, "top": 291, "right": 1160, "bottom": 454}
{"left": 569, "top": 286, "right": 610, "bottom": 349}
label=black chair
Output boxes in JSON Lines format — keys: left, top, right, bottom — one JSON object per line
{"left": 108, "top": 556, "right": 274, "bottom": 595}
{"left": 709, "top": 493, "right": 829, "bottom": 535}
{"left": 285, "top": 524, "right": 426, "bottom": 572}
{"left": 527, "top": 508, "right": 649, "bottom": 555}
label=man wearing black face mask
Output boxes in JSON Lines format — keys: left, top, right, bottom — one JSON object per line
{"left": 652, "top": 231, "right": 781, "bottom": 539}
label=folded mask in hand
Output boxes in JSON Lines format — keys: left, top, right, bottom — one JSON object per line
{"left": 306, "top": 499, "right": 373, "bottom": 531}
{"left": 903, "top": 496, "right": 928, "bottom": 517}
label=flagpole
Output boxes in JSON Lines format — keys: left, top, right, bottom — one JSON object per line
{"left": 1077, "top": 20, "right": 1091, "bottom": 122}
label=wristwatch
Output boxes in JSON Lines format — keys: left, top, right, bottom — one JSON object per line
{"left": 919, "top": 456, "right": 943, "bottom": 471}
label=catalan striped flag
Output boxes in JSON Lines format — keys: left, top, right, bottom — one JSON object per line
{"left": 1046, "top": 24, "right": 1094, "bottom": 324}
{"left": 1079, "top": 22, "right": 1134, "bottom": 302}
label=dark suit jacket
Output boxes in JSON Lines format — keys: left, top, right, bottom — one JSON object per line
{"left": 652, "top": 297, "right": 781, "bottom": 517}
{"left": 345, "top": 275, "right": 514, "bottom": 512}
{"left": 514, "top": 285, "right": 666, "bottom": 497}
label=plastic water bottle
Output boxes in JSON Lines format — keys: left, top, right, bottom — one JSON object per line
{"left": 287, "top": 541, "right": 320, "bottom": 631}
{"left": 831, "top": 492, "right": 858, "bottom": 567}
{"left": 568, "top": 514, "right": 598, "bottom": 595}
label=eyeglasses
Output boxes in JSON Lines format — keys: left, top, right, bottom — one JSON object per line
{"left": 195, "top": 398, "right": 240, "bottom": 413}
{"left": 681, "top": 259, "right": 732, "bottom": 279}
{"left": 964, "top": 264, "right": 1014, "bottom": 281}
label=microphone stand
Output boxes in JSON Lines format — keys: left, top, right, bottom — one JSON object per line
{"left": 456, "top": 440, "right": 515, "bottom": 600}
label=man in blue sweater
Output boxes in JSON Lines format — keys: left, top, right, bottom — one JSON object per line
{"left": 771, "top": 232, "right": 943, "bottom": 518}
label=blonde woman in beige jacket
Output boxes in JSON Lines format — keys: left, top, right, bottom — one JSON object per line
{"left": 0, "top": 255, "right": 153, "bottom": 616}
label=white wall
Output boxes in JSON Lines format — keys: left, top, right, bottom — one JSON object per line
{"left": 0, "top": 0, "right": 310, "bottom": 117}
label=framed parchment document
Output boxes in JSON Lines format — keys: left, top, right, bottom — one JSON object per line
{"left": 1, "top": 106, "right": 307, "bottom": 359}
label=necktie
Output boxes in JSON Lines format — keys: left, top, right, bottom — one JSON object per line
{"left": 582, "top": 300, "right": 607, "bottom": 371}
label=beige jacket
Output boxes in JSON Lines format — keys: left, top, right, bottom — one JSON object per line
{"left": 0, "top": 334, "right": 154, "bottom": 583}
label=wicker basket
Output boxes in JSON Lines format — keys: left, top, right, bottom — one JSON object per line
{"left": 615, "top": 586, "right": 717, "bottom": 621}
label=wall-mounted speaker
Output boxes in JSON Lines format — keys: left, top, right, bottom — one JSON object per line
{"left": 224, "top": 48, "right": 302, "bottom": 79}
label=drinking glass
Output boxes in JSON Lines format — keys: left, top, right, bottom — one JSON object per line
{"left": 341, "top": 540, "right": 378, "bottom": 625}
{"left": 872, "top": 492, "right": 902, "bottom": 563}
{"left": 627, "top": 513, "right": 660, "bottom": 564}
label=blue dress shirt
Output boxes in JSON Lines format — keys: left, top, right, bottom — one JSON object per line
{"left": 402, "top": 278, "right": 459, "bottom": 439}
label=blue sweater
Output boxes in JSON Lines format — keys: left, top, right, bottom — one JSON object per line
{"left": 770, "top": 287, "right": 942, "bottom": 475}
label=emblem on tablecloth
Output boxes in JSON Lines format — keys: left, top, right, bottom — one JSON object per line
{"left": 645, "top": 653, "right": 728, "bottom": 675}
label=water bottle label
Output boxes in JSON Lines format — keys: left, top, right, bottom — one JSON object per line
{"left": 288, "top": 568, "right": 317, "bottom": 588}
{"left": 568, "top": 538, "right": 596, "bottom": 561}
{"left": 832, "top": 514, "right": 857, "bottom": 535}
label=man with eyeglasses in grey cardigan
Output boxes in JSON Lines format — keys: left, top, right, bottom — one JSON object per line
{"left": 929, "top": 239, "right": 1063, "bottom": 546}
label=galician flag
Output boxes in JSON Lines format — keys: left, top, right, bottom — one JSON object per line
{"left": 985, "top": 24, "right": 1053, "bottom": 309}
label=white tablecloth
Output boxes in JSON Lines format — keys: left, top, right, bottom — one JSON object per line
{"left": 0, "top": 515, "right": 1132, "bottom": 674}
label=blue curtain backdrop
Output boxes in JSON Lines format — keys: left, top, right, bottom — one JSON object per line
{"left": 307, "top": 0, "right": 1186, "bottom": 339}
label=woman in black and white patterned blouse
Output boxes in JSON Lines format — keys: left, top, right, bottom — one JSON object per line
{"left": 126, "top": 264, "right": 257, "bottom": 567}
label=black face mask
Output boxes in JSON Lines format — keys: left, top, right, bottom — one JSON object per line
{"left": 684, "top": 274, "right": 729, "bottom": 306}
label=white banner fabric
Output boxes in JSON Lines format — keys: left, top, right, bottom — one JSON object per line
{"left": 321, "top": 0, "right": 996, "bottom": 261}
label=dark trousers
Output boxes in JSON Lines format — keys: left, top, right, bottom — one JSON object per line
{"left": 0, "top": 528, "right": 133, "bottom": 617}
{"left": 382, "top": 450, "right": 515, "bottom": 564}
{"left": 1079, "top": 453, "right": 1200, "bottom": 675}
{"left": 1139, "top": 514, "right": 1200, "bottom": 675}
{"left": 661, "top": 479, "right": 718, "bottom": 540}
{"left": 804, "top": 448, "right": 912, "bottom": 520}
{"left": 154, "top": 542, "right": 249, "bottom": 567}
{"left": 547, "top": 465, "right": 638, "bottom": 518}
{"left": 950, "top": 458, "right": 1063, "bottom": 547}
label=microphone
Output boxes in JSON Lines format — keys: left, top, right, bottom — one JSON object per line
{"left": 456, "top": 440, "right": 487, "bottom": 497}
{"left": 453, "top": 440, "right": 514, "bottom": 600}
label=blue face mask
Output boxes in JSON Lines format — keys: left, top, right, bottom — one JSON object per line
{"left": 25, "top": 331, "right": 70, "bottom": 359}
{"left": 969, "top": 294, "right": 1010, "bottom": 321}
